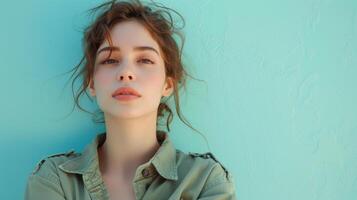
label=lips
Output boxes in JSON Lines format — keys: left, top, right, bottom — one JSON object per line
{"left": 112, "top": 86, "right": 141, "bottom": 97}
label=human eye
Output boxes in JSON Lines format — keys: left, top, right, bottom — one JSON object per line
{"left": 101, "top": 59, "right": 118, "bottom": 65}
{"left": 139, "top": 58, "right": 154, "bottom": 64}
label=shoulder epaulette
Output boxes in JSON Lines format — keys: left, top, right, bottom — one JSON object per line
{"left": 188, "top": 152, "right": 231, "bottom": 180}
{"left": 32, "top": 149, "right": 76, "bottom": 175}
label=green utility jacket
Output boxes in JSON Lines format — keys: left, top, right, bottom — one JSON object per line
{"left": 25, "top": 131, "right": 237, "bottom": 200}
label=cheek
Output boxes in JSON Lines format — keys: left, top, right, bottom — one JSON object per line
{"left": 144, "top": 72, "right": 165, "bottom": 91}
{"left": 95, "top": 71, "right": 113, "bottom": 87}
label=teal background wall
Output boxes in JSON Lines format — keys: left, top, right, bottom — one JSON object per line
{"left": 1, "top": 0, "right": 356, "bottom": 199}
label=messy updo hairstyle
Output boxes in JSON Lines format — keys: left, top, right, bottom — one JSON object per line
{"left": 59, "top": 0, "right": 209, "bottom": 148}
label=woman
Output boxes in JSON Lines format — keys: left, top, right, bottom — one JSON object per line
{"left": 25, "top": 0, "right": 237, "bottom": 199}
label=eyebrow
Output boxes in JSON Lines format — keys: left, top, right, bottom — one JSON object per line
{"left": 96, "top": 46, "right": 160, "bottom": 56}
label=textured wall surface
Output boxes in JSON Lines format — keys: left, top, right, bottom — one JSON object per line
{"left": 0, "top": 0, "right": 356, "bottom": 199}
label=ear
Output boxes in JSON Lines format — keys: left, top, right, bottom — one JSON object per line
{"left": 162, "top": 76, "right": 174, "bottom": 97}
{"left": 88, "top": 78, "right": 96, "bottom": 97}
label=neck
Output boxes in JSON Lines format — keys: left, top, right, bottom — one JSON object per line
{"left": 98, "top": 111, "right": 160, "bottom": 180}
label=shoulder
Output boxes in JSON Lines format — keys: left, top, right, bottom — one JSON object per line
{"left": 29, "top": 149, "right": 78, "bottom": 178}
{"left": 175, "top": 150, "right": 237, "bottom": 199}
{"left": 176, "top": 150, "right": 235, "bottom": 184}
{"left": 25, "top": 149, "right": 79, "bottom": 199}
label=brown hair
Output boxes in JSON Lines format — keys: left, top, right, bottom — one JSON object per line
{"left": 59, "top": 0, "right": 209, "bottom": 150}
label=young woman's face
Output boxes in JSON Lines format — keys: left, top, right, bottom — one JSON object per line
{"left": 89, "top": 20, "right": 173, "bottom": 119}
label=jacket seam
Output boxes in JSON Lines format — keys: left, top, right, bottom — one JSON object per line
{"left": 33, "top": 158, "right": 61, "bottom": 186}
{"left": 50, "top": 157, "right": 67, "bottom": 199}
{"left": 202, "top": 163, "right": 233, "bottom": 191}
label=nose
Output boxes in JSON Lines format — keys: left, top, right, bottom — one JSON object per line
{"left": 116, "top": 59, "right": 136, "bottom": 82}
{"left": 118, "top": 73, "right": 134, "bottom": 81}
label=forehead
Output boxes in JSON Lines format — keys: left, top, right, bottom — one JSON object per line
{"left": 98, "top": 20, "right": 160, "bottom": 52}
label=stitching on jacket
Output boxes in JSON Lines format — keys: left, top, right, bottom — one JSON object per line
{"left": 189, "top": 152, "right": 231, "bottom": 180}
{"left": 202, "top": 163, "right": 233, "bottom": 191}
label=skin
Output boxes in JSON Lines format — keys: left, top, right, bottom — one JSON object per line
{"left": 87, "top": 19, "right": 174, "bottom": 199}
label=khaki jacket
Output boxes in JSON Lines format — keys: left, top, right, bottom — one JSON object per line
{"left": 25, "top": 131, "right": 237, "bottom": 200}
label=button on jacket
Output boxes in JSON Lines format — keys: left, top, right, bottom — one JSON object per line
{"left": 25, "top": 131, "right": 237, "bottom": 200}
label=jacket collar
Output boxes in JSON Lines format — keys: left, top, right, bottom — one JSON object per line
{"left": 58, "top": 130, "right": 178, "bottom": 181}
